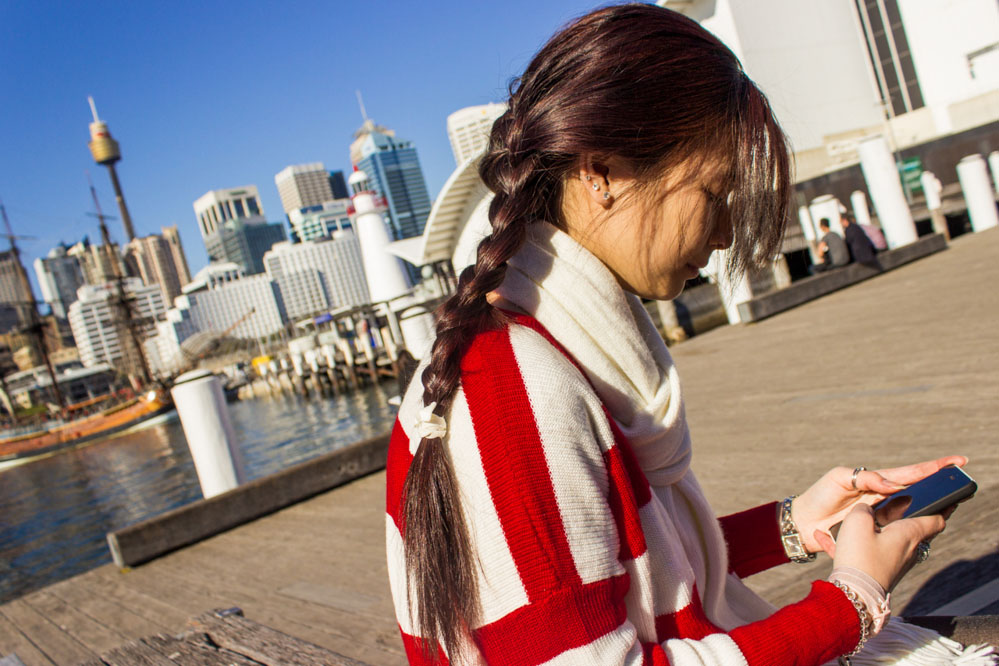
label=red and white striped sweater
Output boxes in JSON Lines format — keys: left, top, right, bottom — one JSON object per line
{"left": 385, "top": 313, "right": 860, "bottom": 665}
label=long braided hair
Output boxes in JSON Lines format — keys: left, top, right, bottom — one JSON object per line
{"left": 401, "top": 4, "right": 791, "bottom": 661}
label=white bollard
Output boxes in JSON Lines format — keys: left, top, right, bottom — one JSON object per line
{"left": 171, "top": 369, "right": 246, "bottom": 499}
{"left": 850, "top": 190, "right": 872, "bottom": 226}
{"left": 957, "top": 154, "right": 999, "bottom": 233}
{"left": 809, "top": 195, "right": 845, "bottom": 237}
{"left": 858, "top": 135, "right": 917, "bottom": 248}
{"left": 920, "top": 171, "right": 943, "bottom": 211}
{"left": 988, "top": 151, "right": 999, "bottom": 195}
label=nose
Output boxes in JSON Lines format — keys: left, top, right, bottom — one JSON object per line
{"left": 710, "top": 212, "right": 734, "bottom": 251}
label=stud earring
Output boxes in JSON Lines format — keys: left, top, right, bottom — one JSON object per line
{"left": 603, "top": 192, "right": 611, "bottom": 200}
{"left": 585, "top": 175, "right": 592, "bottom": 181}
{"left": 592, "top": 183, "right": 600, "bottom": 191}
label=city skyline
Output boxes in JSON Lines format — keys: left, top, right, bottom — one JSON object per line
{"left": 0, "top": 0, "right": 606, "bottom": 298}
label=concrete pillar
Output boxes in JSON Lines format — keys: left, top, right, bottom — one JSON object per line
{"left": 798, "top": 206, "right": 819, "bottom": 263}
{"left": 709, "top": 251, "right": 751, "bottom": 325}
{"left": 398, "top": 305, "right": 436, "bottom": 359}
{"left": 171, "top": 369, "right": 246, "bottom": 499}
{"left": 920, "top": 171, "right": 948, "bottom": 239}
{"left": 858, "top": 135, "right": 917, "bottom": 248}
{"left": 957, "top": 154, "right": 999, "bottom": 233}
{"left": 850, "top": 190, "right": 872, "bottom": 227}
{"left": 988, "top": 151, "right": 999, "bottom": 195}
{"left": 772, "top": 254, "right": 792, "bottom": 290}
{"left": 809, "top": 195, "right": 844, "bottom": 237}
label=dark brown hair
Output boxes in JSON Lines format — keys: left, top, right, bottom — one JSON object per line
{"left": 401, "top": 4, "right": 790, "bottom": 660}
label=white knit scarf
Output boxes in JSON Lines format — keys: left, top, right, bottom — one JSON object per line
{"left": 494, "top": 222, "right": 995, "bottom": 665}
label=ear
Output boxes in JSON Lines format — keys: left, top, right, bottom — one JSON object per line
{"left": 578, "top": 155, "right": 614, "bottom": 207}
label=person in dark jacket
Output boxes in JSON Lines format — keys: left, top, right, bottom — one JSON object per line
{"left": 810, "top": 218, "right": 850, "bottom": 273}
{"left": 843, "top": 213, "right": 878, "bottom": 266}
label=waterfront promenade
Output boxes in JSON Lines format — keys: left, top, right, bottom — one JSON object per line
{"left": 1, "top": 229, "right": 996, "bottom": 665}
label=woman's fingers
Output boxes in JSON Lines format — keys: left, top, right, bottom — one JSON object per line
{"left": 814, "top": 529, "right": 836, "bottom": 557}
{"left": 874, "top": 456, "right": 967, "bottom": 486}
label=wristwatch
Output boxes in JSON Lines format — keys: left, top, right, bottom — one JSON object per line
{"left": 779, "top": 495, "right": 816, "bottom": 563}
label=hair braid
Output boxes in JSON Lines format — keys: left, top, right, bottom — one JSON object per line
{"left": 401, "top": 105, "right": 551, "bottom": 662}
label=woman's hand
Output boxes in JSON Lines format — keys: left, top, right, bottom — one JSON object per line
{"left": 792, "top": 455, "right": 966, "bottom": 554}
{"left": 823, "top": 503, "right": 946, "bottom": 592}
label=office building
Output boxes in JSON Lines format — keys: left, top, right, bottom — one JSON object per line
{"left": 34, "top": 245, "right": 86, "bottom": 320}
{"left": 275, "top": 163, "right": 336, "bottom": 215}
{"left": 349, "top": 119, "right": 433, "bottom": 242}
{"left": 125, "top": 231, "right": 189, "bottom": 306}
{"left": 203, "top": 218, "right": 287, "bottom": 275}
{"left": 287, "top": 199, "right": 353, "bottom": 243}
{"left": 161, "top": 225, "right": 192, "bottom": 287}
{"left": 263, "top": 233, "right": 369, "bottom": 320}
{"left": 329, "top": 170, "right": 349, "bottom": 199}
{"left": 0, "top": 249, "right": 33, "bottom": 330}
{"left": 67, "top": 278, "right": 166, "bottom": 368}
{"left": 658, "top": 0, "right": 999, "bottom": 180}
{"left": 67, "top": 238, "right": 125, "bottom": 286}
{"left": 194, "top": 186, "right": 285, "bottom": 274}
{"left": 193, "top": 186, "right": 266, "bottom": 240}
{"left": 446, "top": 103, "right": 507, "bottom": 165}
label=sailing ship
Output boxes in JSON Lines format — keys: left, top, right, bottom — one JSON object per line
{"left": 0, "top": 183, "right": 175, "bottom": 466}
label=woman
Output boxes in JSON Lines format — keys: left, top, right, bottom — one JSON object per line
{"left": 385, "top": 5, "right": 986, "bottom": 664}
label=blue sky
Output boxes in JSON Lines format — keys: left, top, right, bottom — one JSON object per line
{"left": 0, "top": 0, "right": 626, "bottom": 293}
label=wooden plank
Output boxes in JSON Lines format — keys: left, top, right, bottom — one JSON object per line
{"left": 141, "top": 633, "right": 261, "bottom": 666}
{"left": 79, "top": 567, "right": 190, "bottom": 631}
{"left": 0, "top": 600, "right": 93, "bottom": 665}
{"left": 44, "top": 573, "right": 169, "bottom": 638}
{"left": 19, "top": 588, "right": 126, "bottom": 655}
{"left": 94, "top": 634, "right": 177, "bottom": 666}
{"left": 188, "top": 611, "right": 368, "bottom": 666}
{"left": 0, "top": 612, "right": 53, "bottom": 666}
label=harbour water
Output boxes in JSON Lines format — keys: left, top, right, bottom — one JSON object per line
{"left": 0, "top": 381, "right": 400, "bottom": 605}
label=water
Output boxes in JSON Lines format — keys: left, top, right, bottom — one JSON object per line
{"left": 0, "top": 382, "right": 400, "bottom": 605}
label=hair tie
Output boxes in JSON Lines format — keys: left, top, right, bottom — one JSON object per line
{"left": 416, "top": 401, "right": 447, "bottom": 440}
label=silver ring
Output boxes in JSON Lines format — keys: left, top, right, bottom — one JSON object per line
{"left": 916, "top": 541, "right": 931, "bottom": 564}
{"left": 851, "top": 466, "right": 867, "bottom": 491}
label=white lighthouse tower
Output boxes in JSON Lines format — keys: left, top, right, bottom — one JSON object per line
{"left": 348, "top": 167, "right": 435, "bottom": 358}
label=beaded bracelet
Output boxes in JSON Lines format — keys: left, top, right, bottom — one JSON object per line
{"left": 832, "top": 580, "right": 872, "bottom": 664}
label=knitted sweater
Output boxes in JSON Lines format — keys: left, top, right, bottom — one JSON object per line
{"left": 385, "top": 312, "right": 861, "bottom": 665}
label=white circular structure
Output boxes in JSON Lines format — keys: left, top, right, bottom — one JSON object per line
{"left": 858, "top": 135, "right": 917, "bottom": 248}
{"left": 350, "top": 169, "right": 412, "bottom": 304}
{"left": 957, "top": 154, "right": 999, "bottom": 233}
{"left": 171, "top": 369, "right": 246, "bottom": 499}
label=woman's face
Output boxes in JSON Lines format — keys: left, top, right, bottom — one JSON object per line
{"left": 564, "top": 157, "right": 734, "bottom": 301}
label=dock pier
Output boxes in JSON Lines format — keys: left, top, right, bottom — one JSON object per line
{"left": 1, "top": 229, "right": 997, "bottom": 664}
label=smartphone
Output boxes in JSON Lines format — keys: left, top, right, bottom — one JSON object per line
{"left": 829, "top": 465, "right": 977, "bottom": 540}
{"left": 872, "top": 465, "right": 977, "bottom": 519}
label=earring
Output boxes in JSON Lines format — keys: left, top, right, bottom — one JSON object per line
{"left": 603, "top": 192, "right": 610, "bottom": 200}
{"left": 592, "top": 183, "right": 600, "bottom": 191}
{"left": 585, "top": 175, "right": 592, "bottom": 181}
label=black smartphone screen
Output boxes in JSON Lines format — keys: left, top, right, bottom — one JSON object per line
{"left": 872, "top": 465, "right": 977, "bottom": 519}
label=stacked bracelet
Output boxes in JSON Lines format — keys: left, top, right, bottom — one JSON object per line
{"left": 779, "top": 496, "right": 816, "bottom": 563}
{"left": 832, "top": 580, "right": 872, "bottom": 664}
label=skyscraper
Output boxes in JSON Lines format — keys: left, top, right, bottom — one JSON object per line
{"left": 34, "top": 244, "right": 86, "bottom": 319}
{"left": 125, "top": 233, "right": 187, "bottom": 306}
{"left": 275, "top": 163, "right": 336, "bottom": 215}
{"left": 66, "top": 238, "right": 124, "bottom": 286}
{"left": 349, "top": 119, "right": 432, "bottom": 242}
{"left": 193, "top": 186, "right": 286, "bottom": 275}
{"left": 67, "top": 278, "right": 165, "bottom": 368}
{"left": 161, "top": 225, "right": 192, "bottom": 286}
{"left": 286, "top": 200, "right": 353, "bottom": 243}
{"left": 446, "top": 103, "right": 507, "bottom": 165}
{"left": 0, "top": 249, "right": 33, "bottom": 333}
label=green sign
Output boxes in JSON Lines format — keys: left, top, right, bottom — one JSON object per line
{"left": 899, "top": 157, "right": 923, "bottom": 194}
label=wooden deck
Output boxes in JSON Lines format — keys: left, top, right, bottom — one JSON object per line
{"left": 2, "top": 228, "right": 997, "bottom": 665}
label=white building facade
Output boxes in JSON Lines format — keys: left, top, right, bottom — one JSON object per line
{"left": 193, "top": 186, "right": 266, "bottom": 239}
{"left": 67, "top": 278, "right": 166, "bottom": 368}
{"left": 657, "top": 0, "right": 999, "bottom": 180}
{"left": 446, "top": 103, "right": 507, "bottom": 166}
{"left": 263, "top": 233, "right": 370, "bottom": 321}
{"left": 274, "top": 163, "right": 336, "bottom": 215}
